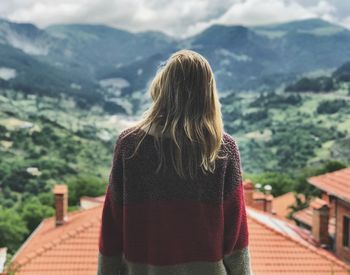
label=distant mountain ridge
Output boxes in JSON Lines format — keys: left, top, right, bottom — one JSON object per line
{"left": 1, "top": 17, "right": 350, "bottom": 111}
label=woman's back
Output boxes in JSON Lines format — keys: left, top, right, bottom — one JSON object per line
{"left": 98, "top": 126, "right": 252, "bottom": 275}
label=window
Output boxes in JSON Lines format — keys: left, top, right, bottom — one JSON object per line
{"left": 343, "top": 215, "right": 350, "bottom": 248}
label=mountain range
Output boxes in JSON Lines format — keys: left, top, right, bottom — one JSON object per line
{"left": 1, "top": 17, "right": 350, "bottom": 112}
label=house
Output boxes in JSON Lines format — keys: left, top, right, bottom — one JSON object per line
{"left": 292, "top": 198, "right": 336, "bottom": 246}
{"left": 5, "top": 183, "right": 350, "bottom": 274}
{"left": 304, "top": 168, "right": 350, "bottom": 262}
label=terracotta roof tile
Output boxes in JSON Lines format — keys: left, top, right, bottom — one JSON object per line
{"left": 308, "top": 168, "right": 350, "bottom": 203}
{"left": 272, "top": 192, "right": 305, "bottom": 221}
{"left": 8, "top": 198, "right": 349, "bottom": 275}
{"left": 248, "top": 207, "right": 348, "bottom": 274}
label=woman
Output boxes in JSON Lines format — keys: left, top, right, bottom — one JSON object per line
{"left": 97, "top": 49, "right": 253, "bottom": 275}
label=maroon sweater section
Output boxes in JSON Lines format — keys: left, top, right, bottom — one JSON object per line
{"left": 99, "top": 127, "right": 249, "bottom": 266}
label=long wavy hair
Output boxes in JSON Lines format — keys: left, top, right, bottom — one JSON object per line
{"left": 124, "top": 49, "right": 225, "bottom": 180}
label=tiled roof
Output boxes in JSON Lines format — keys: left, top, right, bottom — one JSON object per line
{"left": 248, "top": 207, "right": 348, "bottom": 274}
{"left": 308, "top": 168, "right": 350, "bottom": 203}
{"left": 8, "top": 206, "right": 102, "bottom": 275}
{"left": 8, "top": 199, "right": 350, "bottom": 275}
{"left": 272, "top": 192, "right": 305, "bottom": 221}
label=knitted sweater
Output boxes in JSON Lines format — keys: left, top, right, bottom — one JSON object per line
{"left": 97, "top": 126, "right": 253, "bottom": 275}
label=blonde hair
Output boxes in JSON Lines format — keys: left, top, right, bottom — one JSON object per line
{"left": 125, "top": 49, "right": 225, "bottom": 180}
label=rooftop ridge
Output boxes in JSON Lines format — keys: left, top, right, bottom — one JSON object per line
{"left": 246, "top": 206, "right": 349, "bottom": 270}
{"left": 9, "top": 220, "right": 45, "bottom": 267}
{"left": 311, "top": 167, "right": 350, "bottom": 176}
{"left": 308, "top": 167, "right": 350, "bottom": 203}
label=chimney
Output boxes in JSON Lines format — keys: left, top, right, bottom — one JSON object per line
{"left": 243, "top": 180, "right": 254, "bottom": 207}
{"left": 263, "top": 185, "right": 273, "bottom": 213}
{"left": 311, "top": 197, "right": 329, "bottom": 246}
{"left": 53, "top": 184, "right": 68, "bottom": 226}
{"left": 265, "top": 194, "right": 274, "bottom": 213}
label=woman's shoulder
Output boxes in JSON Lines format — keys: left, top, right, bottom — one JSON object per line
{"left": 118, "top": 126, "right": 139, "bottom": 139}
{"left": 222, "top": 131, "right": 240, "bottom": 154}
{"left": 112, "top": 126, "right": 141, "bottom": 151}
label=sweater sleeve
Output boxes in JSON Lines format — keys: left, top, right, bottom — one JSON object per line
{"left": 97, "top": 134, "right": 125, "bottom": 275}
{"left": 222, "top": 137, "right": 253, "bottom": 275}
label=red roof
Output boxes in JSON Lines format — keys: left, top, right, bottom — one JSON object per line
{"left": 308, "top": 168, "right": 350, "bottom": 203}
{"left": 272, "top": 192, "right": 305, "bottom": 221}
{"left": 247, "top": 207, "right": 348, "bottom": 274}
{"left": 8, "top": 206, "right": 101, "bottom": 275}
{"left": 8, "top": 199, "right": 349, "bottom": 275}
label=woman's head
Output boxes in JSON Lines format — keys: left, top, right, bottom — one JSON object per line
{"left": 128, "top": 49, "right": 224, "bottom": 180}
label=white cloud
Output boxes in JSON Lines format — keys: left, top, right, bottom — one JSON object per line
{"left": 185, "top": 0, "right": 316, "bottom": 37}
{"left": 2, "top": 0, "right": 234, "bottom": 37}
{"left": 0, "top": 0, "right": 349, "bottom": 37}
{"left": 0, "top": 67, "right": 16, "bottom": 80}
{"left": 309, "top": 0, "right": 337, "bottom": 22}
{"left": 340, "top": 16, "right": 350, "bottom": 29}
{"left": 217, "top": 0, "right": 315, "bottom": 25}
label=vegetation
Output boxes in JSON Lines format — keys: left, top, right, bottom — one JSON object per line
{"left": 0, "top": 89, "right": 120, "bottom": 255}
{"left": 249, "top": 92, "right": 302, "bottom": 108}
{"left": 333, "top": 61, "right": 350, "bottom": 82}
{"left": 285, "top": 76, "right": 335, "bottom": 93}
{"left": 317, "top": 99, "right": 347, "bottom": 114}
{"left": 0, "top": 206, "right": 28, "bottom": 252}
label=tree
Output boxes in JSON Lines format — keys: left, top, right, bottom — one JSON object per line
{"left": 316, "top": 160, "right": 347, "bottom": 174}
{"left": 19, "top": 197, "right": 54, "bottom": 232}
{"left": 286, "top": 192, "right": 309, "bottom": 219}
{"left": 0, "top": 206, "right": 28, "bottom": 253}
{"left": 244, "top": 172, "right": 295, "bottom": 196}
{"left": 285, "top": 76, "right": 334, "bottom": 93}
{"left": 67, "top": 175, "right": 107, "bottom": 205}
{"left": 316, "top": 99, "right": 347, "bottom": 114}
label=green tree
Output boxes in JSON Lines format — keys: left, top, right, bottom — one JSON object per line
{"left": 67, "top": 175, "right": 107, "bottom": 205}
{"left": 285, "top": 76, "right": 334, "bottom": 93}
{"left": 318, "top": 160, "right": 347, "bottom": 174}
{"left": 0, "top": 206, "right": 28, "bottom": 253}
{"left": 286, "top": 192, "right": 310, "bottom": 219}
{"left": 244, "top": 172, "right": 295, "bottom": 196}
{"left": 316, "top": 99, "right": 347, "bottom": 114}
{"left": 19, "top": 197, "right": 55, "bottom": 232}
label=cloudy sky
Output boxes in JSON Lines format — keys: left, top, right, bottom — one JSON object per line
{"left": 1, "top": 0, "right": 350, "bottom": 37}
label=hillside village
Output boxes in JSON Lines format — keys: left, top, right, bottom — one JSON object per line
{"left": 1, "top": 168, "right": 349, "bottom": 274}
